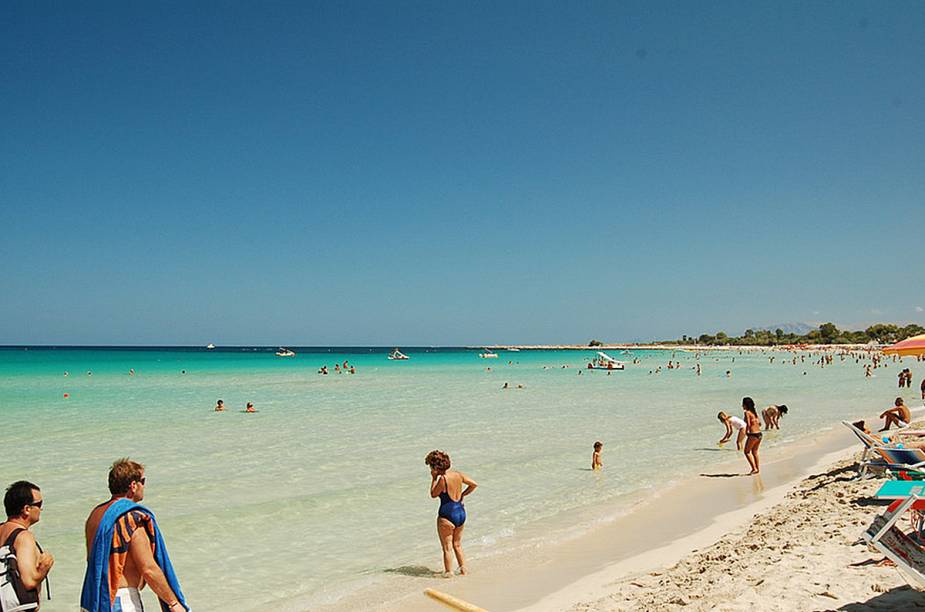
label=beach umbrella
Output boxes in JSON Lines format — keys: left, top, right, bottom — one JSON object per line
{"left": 883, "top": 334, "right": 925, "bottom": 357}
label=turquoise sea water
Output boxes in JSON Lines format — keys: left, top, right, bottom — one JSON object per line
{"left": 1, "top": 347, "right": 922, "bottom": 610}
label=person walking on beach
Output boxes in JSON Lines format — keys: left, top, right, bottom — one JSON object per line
{"left": 717, "top": 412, "right": 747, "bottom": 450}
{"left": 592, "top": 441, "right": 603, "bottom": 470}
{"left": 0, "top": 481, "right": 54, "bottom": 610}
{"left": 921, "top": 377, "right": 925, "bottom": 400}
{"left": 81, "top": 459, "right": 188, "bottom": 612}
{"left": 879, "top": 397, "right": 912, "bottom": 431}
{"left": 425, "top": 450, "right": 478, "bottom": 578}
{"left": 742, "top": 397, "right": 762, "bottom": 475}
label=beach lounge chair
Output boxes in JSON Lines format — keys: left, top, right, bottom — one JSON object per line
{"left": 876, "top": 448, "right": 925, "bottom": 471}
{"left": 841, "top": 422, "right": 925, "bottom": 478}
{"left": 863, "top": 493, "right": 925, "bottom": 590}
{"left": 874, "top": 480, "right": 925, "bottom": 500}
{"left": 888, "top": 467, "right": 925, "bottom": 481}
{"left": 843, "top": 421, "right": 897, "bottom": 478}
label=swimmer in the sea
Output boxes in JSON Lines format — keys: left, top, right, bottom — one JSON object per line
{"left": 592, "top": 441, "right": 603, "bottom": 470}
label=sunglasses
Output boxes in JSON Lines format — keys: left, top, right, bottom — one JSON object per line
{"left": 137, "top": 477, "right": 146, "bottom": 485}
{"left": 27, "top": 500, "right": 44, "bottom": 508}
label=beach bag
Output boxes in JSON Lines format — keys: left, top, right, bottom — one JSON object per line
{"left": 0, "top": 528, "right": 39, "bottom": 612}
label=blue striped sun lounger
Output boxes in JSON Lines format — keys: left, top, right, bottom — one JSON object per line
{"left": 877, "top": 447, "right": 925, "bottom": 470}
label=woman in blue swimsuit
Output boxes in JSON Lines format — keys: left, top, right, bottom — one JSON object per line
{"left": 425, "top": 450, "right": 478, "bottom": 577}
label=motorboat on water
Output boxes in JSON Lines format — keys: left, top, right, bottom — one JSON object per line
{"left": 507, "top": 347, "right": 520, "bottom": 352}
{"left": 206, "top": 343, "right": 216, "bottom": 350}
{"left": 275, "top": 348, "right": 296, "bottom": 357}
{"left": 388, "top": 348, "right": 410, "bottom": 360}
{"left": 587, "top": 351, "right": 625, "bottom": 370}
{"left": 479, "top": 349, "right": 499, "bottom": 358}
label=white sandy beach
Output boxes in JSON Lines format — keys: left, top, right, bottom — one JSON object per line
{"left": 323, "top": 413, "right": 925, "bottom": 611}
{"left": 559, "top": 454, "right": 917, "bottom": 612}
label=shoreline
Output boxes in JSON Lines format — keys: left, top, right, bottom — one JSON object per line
{"left": 516, "top": 442, "right": 861, "bottom": 611}
{"left": 473, "top": 344, "right": 881, "bottom": 351}
{"left": 321, "top": 416, "right": 884, "bottom": 611}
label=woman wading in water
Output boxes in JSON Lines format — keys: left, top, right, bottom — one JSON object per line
{"left": 743, "top": 397, "right": 762, "bottom": 475}
{"left": 425, "top": 450, "right": 478, "bottom": 577}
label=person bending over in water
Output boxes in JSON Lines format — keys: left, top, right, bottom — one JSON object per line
{"left": 592, "top": 441, "right": 603, "bottom": 470}
{"left": 425, "top": 450, "right": 478, "bottom": 578}
{"left": 761, "top": 405, "right": 788, "bottom": 430}
{"left": 717, "top": 411, "right": 747, "bottom": 450}
{"left": 742, "top": 397, "right": 762, "bottom": 475}
{"left": 214, "top": 400, "right": 224, "bottom": 412}
{"left": 879, "top": 397, "right": 911, "bottom": 431}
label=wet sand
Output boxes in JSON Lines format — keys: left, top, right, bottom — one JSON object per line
{"left": 327, "top": 424, "right": 870, "bottom": 611}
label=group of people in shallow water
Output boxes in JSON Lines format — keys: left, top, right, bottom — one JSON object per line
{"left": 213, "top": 399, "right": 256, "bottom": 413}
{"left": 318, "top": 361, "right": 356, "bottom": 375}
{"left": 716, "top": 397, "right": 781, "bottom": 475}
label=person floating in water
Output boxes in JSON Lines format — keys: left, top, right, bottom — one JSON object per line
{"left": 424, "top": 450, "right": 477, "bottom": 578}
{"left": 214, "top": 400, "right": 224, "bottom": 412}
{"left": 592, "top": 441, "right": 603, "bottom": 470}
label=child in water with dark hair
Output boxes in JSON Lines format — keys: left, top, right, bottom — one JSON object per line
{"left": 742, "top": 396, "right": 762, "bottom": 475}
{"left": 592, "top": 441, "right": 603, "bottom": 470}
{"left": 424, "top": 450, "right": 478, "bottom": 578}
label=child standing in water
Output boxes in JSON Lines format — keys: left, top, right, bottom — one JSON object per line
{"left": 592, "top": 441, "right": 603, "bottom": 470}
{"left": 742, "top": 397, "right": 762, "bottom": 475}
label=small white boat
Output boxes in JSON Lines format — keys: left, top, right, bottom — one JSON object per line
{"left": 507, "top": 347, "right": 520, "bottom": 352}
{"left": 276, "top": 348, "right": 296, "bottom": 357}
{"left": 479, "top": 350, "right": 499, "bottom": 358}
{"left": 587, "top": 351, "right": 625, "bottom": 370}
{"left": 206, "top": 343, "right": 216, "bottom": 350}
{"left": 388, "top": 349, "right": 410, "bottom": 360}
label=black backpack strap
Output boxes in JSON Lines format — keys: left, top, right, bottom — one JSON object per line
{"left": 3, "top": 527, "right": 25, "bottom": 550}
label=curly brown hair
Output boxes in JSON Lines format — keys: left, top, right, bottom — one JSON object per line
{"left": 425, "top": 450, "right": 451, "bottom": 473}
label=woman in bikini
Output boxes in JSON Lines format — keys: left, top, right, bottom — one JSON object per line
{"left": 743, "top": 396, "right": 762, "bottom": 475}
{"left": 425, "top": 450, "right": 478, "bottom": 577}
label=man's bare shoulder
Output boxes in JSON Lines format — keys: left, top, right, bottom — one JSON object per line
{"left": 2, "top": 526, "right": 36, "bottom": 544}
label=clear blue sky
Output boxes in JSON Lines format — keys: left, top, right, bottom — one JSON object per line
{"left": 2, "top": 1, "right": 923, "bottom": 345}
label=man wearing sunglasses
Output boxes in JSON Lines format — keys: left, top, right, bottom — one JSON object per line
{"left": 82, "top": 459, "right": 187, "bottom": 612}
{"left": 1, "top": 480, "right": 55, "bottom": 609}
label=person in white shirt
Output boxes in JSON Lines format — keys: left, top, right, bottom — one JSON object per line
{"left": 717, "top": 411, "right": 747, "bottom": 450}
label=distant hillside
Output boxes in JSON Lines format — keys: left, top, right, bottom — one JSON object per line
{"left": 754, "top": 322, "right": 817, "bottom": 336}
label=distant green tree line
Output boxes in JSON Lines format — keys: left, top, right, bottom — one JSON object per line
{"left": 667, "top": 323, "right": 925, "bottom": 346}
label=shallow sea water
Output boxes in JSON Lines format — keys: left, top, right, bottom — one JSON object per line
{"left": 1, "top": 347, "right": 921, "bottom": 610}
